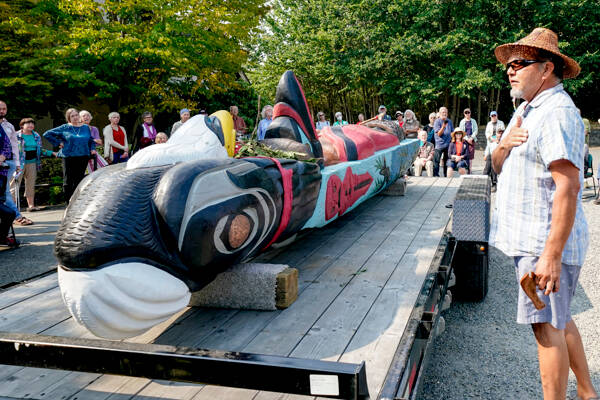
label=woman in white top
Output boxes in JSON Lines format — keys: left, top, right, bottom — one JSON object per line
{"left": 103, "top": 112, "right": 129, "bottom": 164}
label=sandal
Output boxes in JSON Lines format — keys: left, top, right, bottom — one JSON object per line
{"left": 14, "top": 217, "right": 34, "bottom": 226}
{"left": 27, "top": 206, "right": 41, "bottom": 212}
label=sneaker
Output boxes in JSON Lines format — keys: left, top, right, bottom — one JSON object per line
{"left": 0, "top": 236, "right": 19, "bottom": 248}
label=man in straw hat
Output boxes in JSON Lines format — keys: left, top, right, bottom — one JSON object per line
{"left": 490, "top": 28, "right": 597, "bottom": 400}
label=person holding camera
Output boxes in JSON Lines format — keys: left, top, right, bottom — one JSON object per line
{"left": 432, "top": 106, "right": 454, "bottom": 177}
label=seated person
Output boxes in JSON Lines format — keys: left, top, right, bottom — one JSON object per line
{"left": 155, "top": 132, "right": 168, "bottom": 144}
{"left": 413, "top": 130, "right": 434, "bottom": 177}
{"left": 0, "top": 188, "right": 16, "bottom": 247}
{"left": 446, "top": 128, "right": 469, "bottom": 177}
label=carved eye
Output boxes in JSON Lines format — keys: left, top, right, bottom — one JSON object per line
{"left": 228, "top": 214, "right": 251, "bottom": 249}
{"left": 213, "top": 208, "right": 258, "bottom": 254}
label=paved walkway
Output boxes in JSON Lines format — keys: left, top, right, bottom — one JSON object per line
{"left": 0, "top": 207, "right": 65, "bottom": 287}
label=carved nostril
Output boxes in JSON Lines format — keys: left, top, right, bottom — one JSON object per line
{"left": 229, "top": 214, "right": 251, "bottom": 249}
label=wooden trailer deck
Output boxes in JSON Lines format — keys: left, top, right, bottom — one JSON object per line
{"left": 0, "top": 176, "right": 459, "bottom": 400}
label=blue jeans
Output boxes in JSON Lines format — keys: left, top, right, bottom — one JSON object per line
{"left": 0, "top": 175, "right": 17, "bottom": 238}
{"left": 112, "top": 151, "right": 129, "bottom": 164}
{"left": 4, "top": 160, "right": 21, "bottom": 218}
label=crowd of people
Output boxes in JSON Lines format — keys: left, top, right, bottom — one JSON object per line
{"left": 0, "top": 104, "right": 219, "bottom": 246}
{"left": 318, "top": 104, "right": 501, "bottom": 180}
{"left": 316, "top": 103, "right": 599, "bottom": 200}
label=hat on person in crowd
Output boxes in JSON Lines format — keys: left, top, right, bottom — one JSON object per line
{"left": 378, "top": 105, "right": 387, "bottom": 112}
{"left": 180, "top": 108, "right": 190, "bottom": 115}
{"left": 395, "top": 111, "right": 403, "bottom": 117}
{"left": 334, "top": 111, "right": 343, "bottom": 119}
{"left": 451, "top": 127, "right": 466, "bottom": 141}
{"left": 494, "top": 27, "right": 580, "bottom": 79}
{"left": 199, "top": 110, "right": 207, "bottom": 115}
{"left": 490, "top": 111, "right": 498, "bottom": 117}
{"left": 142, "top": 111, "right": 152, "bottom": 118}
{"left": 317, "top": 111, "right": 326, "bottom": 118}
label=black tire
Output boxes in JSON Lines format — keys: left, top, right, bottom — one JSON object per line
{"left": 452, "top": 240, "right": 489, "bottom": 302}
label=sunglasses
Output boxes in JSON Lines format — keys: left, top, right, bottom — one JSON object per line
{"left": 506, "top": 59, "right": 541, "bottom": 72}
{"left": 464, "top": 111, "right": 470, "bottom": 114}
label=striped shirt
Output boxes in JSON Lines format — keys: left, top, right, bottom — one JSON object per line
{"left": 490, "top": 83, "right": 588, "bottom": 266}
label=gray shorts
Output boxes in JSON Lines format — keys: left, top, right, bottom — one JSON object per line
{"left": 514, "top": 256, "right": 581, "bottom": 330}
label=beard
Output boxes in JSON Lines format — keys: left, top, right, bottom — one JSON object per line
{"left": 510, "top": 88, "right": 525, "bottom": 99}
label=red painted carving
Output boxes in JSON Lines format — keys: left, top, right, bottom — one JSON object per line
{"left": 325, "top": 167, "right": 373, "bottom": 220}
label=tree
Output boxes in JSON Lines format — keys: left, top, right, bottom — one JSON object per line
{"left": 1, "top": 0, "right": 267, "bottom": 131}
{"left": 248, "top": 0, "right": 600, "bottom": 125}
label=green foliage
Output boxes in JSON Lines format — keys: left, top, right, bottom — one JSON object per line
{"left": 235, "top": 138, "right": 317, "bottom": 162}
{"left": 1, "top": 0, "right": 267, "bottom": 123}
{"left": 34, "top": 157, "right": 64, "bottom": 205}
{"left": 248, "top": 0, "right": 600, "bottom": 124}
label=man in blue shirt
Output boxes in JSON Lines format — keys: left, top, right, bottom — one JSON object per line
{"left": 432, "top": 106, "right": 453, "bottom": 177}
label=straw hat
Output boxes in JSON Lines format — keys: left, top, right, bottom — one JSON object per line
{"left": 494, "top": 28, "right": 580, "bottom": 79}
{"left": 451, "top": 128, "right": 465, "bottom": 141}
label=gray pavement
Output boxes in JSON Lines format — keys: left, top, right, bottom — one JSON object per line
{"left": 420, "top": 146, "right": 600, "bottom": 399}
{"left": 0, "top": 207, "right": 64, "bottom": 287}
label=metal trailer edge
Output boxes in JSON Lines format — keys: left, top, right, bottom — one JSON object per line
{"left": 0, "top": 176, "right": 490, "bottom": 400}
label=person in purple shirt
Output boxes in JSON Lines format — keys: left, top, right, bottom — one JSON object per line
{"left": 432, "top": 106, "right": 454, "bottom": 177}
{"left": 44, "top": 108, "right": 96, "bottom": 202}
{"left": 0, "top": 123, "right": 17, "bottom": 246}
{"left": 79, "top": 110, "right": 103, "bottom": 148}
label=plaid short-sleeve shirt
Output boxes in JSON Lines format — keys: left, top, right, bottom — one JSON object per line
{"left": 490, "top": 84, "right": 588, "bottom": 266}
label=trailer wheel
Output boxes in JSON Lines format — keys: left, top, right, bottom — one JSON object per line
{"left": 452, "top": 241, "right": 488, "bottom": 302}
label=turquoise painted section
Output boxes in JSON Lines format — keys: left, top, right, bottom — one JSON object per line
{"left": 303, "top": 138, "right": 420, "bottom": 229}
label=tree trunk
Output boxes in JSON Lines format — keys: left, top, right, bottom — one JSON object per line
{"left": 477, "top": 90, "right": 482, "bottom": 127}
{"left": 451, "top": 94, "right": 458, "bottom": 124}
{"left": 361, "top": 84, "right": 368, "bottom": 118}
{"left": 444, "top": 89, "right": 450, "bottom": 110}
{"left": 495, "top": 88, "right": 501, "bottom": 113}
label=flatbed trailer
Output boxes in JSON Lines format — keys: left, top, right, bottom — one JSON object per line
{"left": 0, "top": 175, "right": 489, "bottom": 400}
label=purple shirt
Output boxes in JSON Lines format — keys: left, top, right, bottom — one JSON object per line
{"left": 90, "top": 126, "right": 100, "bottom": 149}
{"left": 433, "top": 118, "right": 453, "bottom": 149}
{"left": 464, "top": 120, "right": 472, "bottom": 136}
{"left": 0, "top": 124, "right": 13, "bottom": 177}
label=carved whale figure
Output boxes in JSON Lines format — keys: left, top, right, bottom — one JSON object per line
{"left": 56, "top": 71, "right": 419, "bottom": 339}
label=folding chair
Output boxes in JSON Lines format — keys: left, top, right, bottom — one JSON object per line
{"left": 583, "top": 153, "right": 597, "bottom": 199}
